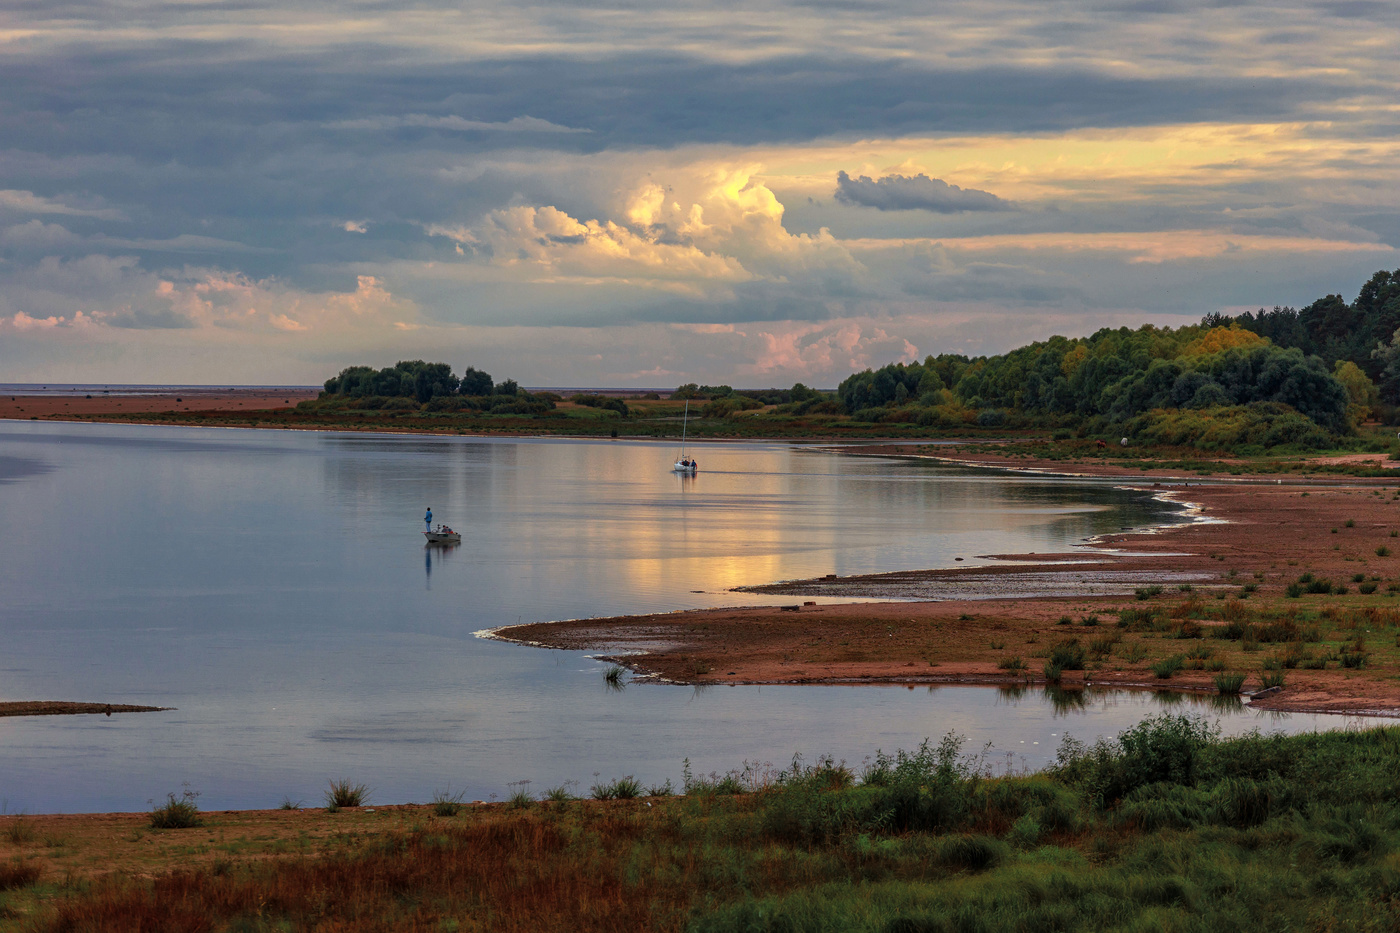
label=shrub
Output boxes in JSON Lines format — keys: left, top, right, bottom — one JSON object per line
{"left": 506, "top": 782, "right": 533, "bottom": 809}
{"left": 543, "top": 782, "right": 577, "bottom": 803}
{"left": 431, "top": 788, "right": 467, "bottom": 817}
{"left": 1361, "top": 582, "right": 1379, "bottom": 594}
{"left": 1043, "top": 660, "right": 1064, "bottom": 683}
{"left": 1048, "top": 639, "right": 1086, "bottom": 670}
{"left": 325, "top": 779, "right": 369, "bottom": 811}
{"left": 1135, "top": 585, "right": 1165, "bottom": 601}
{"left": 1285, "top": 582, "right": 1304, "bottom": 598}
{"left": 1379, "top": 546, "right": 1392, "bottom": 557}
{"left": 1260, "top": 671, "right": 1286, "bottom": 690}
{"left": 3, "top": 819, "right": 36, "bottom": 846}
{"left": 935, "top": 834, "right": 1005, "bottom": 872}
{"left": 591, "top": 776, "right": 643, "bottom": 800}
{"left": 1118, "top": 607, "right": 1165, "bottom": 631}
{"left": 996, "top": 656, "right": 1027, "bottom": 672}
{"left": 1052, "top": 714, "right": 1219, "bottom": 806}
{"left": 0, "top": 859, "right": 41, "bottom": 891}
{"left": 1214, "top": 673, "right": 1246, "bottom": 695}
{"left": 150, "top": 788, "right": 202, "bottom": 829}
{"left": 1151, "top": 655, "right": 1185, "bottom": 679}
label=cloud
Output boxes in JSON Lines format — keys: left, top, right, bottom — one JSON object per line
{"left": 0, "top": 189, "right": 125, "bottom": 220}
{"left": 343, "top": 221, "right": 367, "bottom": 233}
{"left": 1, "top": 220, "right": 79, "bottom": 249}
{"left": 329, "top": 115, "right": 589, "bottom": 134}
{"left": 835, "top": 171, "right": 1015, "bottom": 213}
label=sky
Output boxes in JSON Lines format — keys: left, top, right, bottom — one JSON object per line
{"left": 1, "top": 0, "right": 1398, "bottom": 387}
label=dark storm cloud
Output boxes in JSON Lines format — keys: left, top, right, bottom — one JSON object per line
{"left": 834, "top": 171, "right": 1015, "bottom": 213}
{"left": 0, "top": 43, "right": 1353, "bottom": 254}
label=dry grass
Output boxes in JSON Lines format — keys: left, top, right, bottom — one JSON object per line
{"left": 34, "top": 805, "right": 699, "bottom": 933}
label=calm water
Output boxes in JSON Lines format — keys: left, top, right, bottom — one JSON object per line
{"left": 0, "top": 422, "right": 1386, "bottom": 812}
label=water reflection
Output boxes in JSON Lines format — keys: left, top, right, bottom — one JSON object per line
{"left": 997, "top": 684, "right": 1262, "bottom": 719}
{"left": 0, "top": 423, "right": 1356, "bottom": 812}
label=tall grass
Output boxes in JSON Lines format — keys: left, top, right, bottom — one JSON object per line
{"left": 0, "top": 859, "right": 42, "bottom": 891}
{"left": 1213, "top": 672, "right": 1246, "bottom": 695}
{"left": 325, "top": 779, "right": 369, "bottom": 811}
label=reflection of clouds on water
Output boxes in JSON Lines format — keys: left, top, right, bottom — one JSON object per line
{"left": 310, "top": 712, "right": 473, "bottom": 744}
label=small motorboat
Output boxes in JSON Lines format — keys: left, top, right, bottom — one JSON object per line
{"left": 424, "top": 524, "right": 461, "bottom": 545}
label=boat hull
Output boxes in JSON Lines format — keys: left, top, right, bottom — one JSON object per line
{"left": 424, "top": 532, "right": 462, "bottom": 545}
{"left": 673, "top": 462, "right": 697, "bottom": 473}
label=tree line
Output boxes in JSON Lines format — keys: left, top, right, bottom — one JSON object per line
{"left": 834, "top": 269, "right": 1400, "bottom": 449}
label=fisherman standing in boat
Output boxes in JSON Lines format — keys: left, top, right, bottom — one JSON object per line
{"left": 425, "top": 506, "right": 432, "bottom": 532}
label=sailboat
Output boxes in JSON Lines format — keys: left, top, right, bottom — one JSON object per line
{"left": 673, "top": 400, "right": 698, "bottom": 473}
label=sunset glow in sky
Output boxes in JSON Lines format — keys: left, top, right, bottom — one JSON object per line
{"left": 2, "top": 0, "right": 1398, "bottom": 385}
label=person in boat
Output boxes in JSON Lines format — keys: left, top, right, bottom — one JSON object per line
{"left": 425, "top": 507, "right": 432, "bottom": 532}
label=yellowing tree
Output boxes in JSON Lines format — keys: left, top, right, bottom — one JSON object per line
{"left": 1181, "top": 324, "right": 1267, "bottom": 357}
{"left": 1333, "top": 360, "right": 1379, "bottom": 425}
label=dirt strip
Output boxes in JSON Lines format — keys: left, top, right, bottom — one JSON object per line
{"left": 0, "top": 702, "right": 173, "bottom": 718}
{"left": 0, "top": 390, "right": 317, "bottom": 421}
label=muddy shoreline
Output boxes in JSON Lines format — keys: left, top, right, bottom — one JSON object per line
{"left": 497, "top": 452, "right": 1400, "bottom": 715}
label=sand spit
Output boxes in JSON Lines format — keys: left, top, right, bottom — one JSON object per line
{"left": 0, "top": 702, "right": 174, "bottom": 718}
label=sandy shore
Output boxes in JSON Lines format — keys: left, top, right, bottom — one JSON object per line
{"left": 500, "top": 465, "right": 1400, "bottom": 715}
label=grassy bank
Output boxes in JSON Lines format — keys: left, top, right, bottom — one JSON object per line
{"left": 8, "top": 720, "right": 1400, "bottom": 931}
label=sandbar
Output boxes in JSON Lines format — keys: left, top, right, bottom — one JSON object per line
{"left": 499, "top": 459, "right": 1400, "bottom": 715}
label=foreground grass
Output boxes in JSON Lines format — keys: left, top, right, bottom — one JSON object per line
{"left": 9, "top": 720, "right": 1400, "bottom": 931}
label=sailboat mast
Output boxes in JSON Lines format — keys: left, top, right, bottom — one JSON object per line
{"left": 680, "top": 400, "right": 689, "bottom": 457}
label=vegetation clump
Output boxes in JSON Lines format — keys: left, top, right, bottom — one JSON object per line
{"left": 325, "top": 780, "right": 369, "bottom": 811}
{"left": 149, "top": 788, "right": 202, "bottom": 829}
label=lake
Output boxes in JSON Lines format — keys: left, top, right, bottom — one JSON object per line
{"left": 0, "top": 422, "right": 1384, "bottom": 812}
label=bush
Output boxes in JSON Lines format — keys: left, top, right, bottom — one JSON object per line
{"left": 325, "top": 779, "right": 369, "bottom": 811}
{"left": 996, "top": 656, "right": 1027, "bottom": 672}
{"left": 1048, "top": 639, "right": 1086, "bottom": 670}
{"left": 1214, "top": 673, "right": 1246, "bottom": 695}
{"left": 431, "top": 788, "right": 466, "bottom": 817}
{"left": 1052, "top": 714, "right": 1219, "bottom": 806}
{"left": 0, "top": 859, "right": 41, "bottom": 891}
{"left": 569, "top": 394, "right": 629, "bottom": 417}
{"left": 591, "top": 776, "right": 643, "bottom": 800}
{"left": 1151, "top": 655, "right": 1185, "bottom": 679}
{"left": 150, "top": 788, "right": 202, "bottom": 829}
{"left": 1135, "top": 585, "right": 1165, "bottom": 601}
